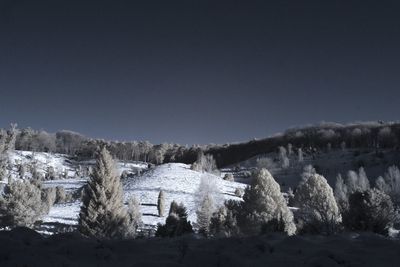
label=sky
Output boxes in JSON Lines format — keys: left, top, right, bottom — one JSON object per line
{"left": 1, "top": 0, "right": 400, "bottom": 145}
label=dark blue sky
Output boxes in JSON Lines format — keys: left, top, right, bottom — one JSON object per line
{"left": 1, "top": 0, "right": 400, "bottom": 144}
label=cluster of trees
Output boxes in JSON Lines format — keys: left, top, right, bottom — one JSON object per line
{"left": 8, "top": 121, "right": 400, "bottom": 170}
{"left": 335, "top": 166, "right": 400, "bottom": 234}
{"left": 183, "top": 164, "right": 399, "bottom": 239}
{"left": 10, "top": 126, "right": 200, "bottom": 165}
{"left": 205, "top": 122, "right": 400, "bottom": 167}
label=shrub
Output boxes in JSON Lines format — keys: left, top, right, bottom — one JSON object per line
{"left": 343, "top": 189, "right": 398, "bottom": 235}
{"left": 156, "top": 201, "right": 193, "bottom": 237}
{"left": 191, "top": 152, "right": 218, "bottom": 174}
{"left": 223, "top": 173, "right": 234, "bottom": 182}
{"left": 234, "top": 187, "right": 244, "bottom": 198}
{"left": 55, "top": 186, "right": 67, "bottom": 203}
{"left": 209, "top": 204, "right": 240, "bottom": 238}
{"left": 41, "top": 187, "right": 56, "bottom": 214}
{"left": 0, "top": 180, "right": 48, "bottom": 227}
{"left": 239, "top": 169, "right": 296, "bottom": 235}
{"left": 294, "top": 172, "right": 341, "bottom": 234}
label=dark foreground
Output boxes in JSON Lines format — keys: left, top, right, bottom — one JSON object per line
{"left": 0, "top": 228, "right": 399, "bottom": 267}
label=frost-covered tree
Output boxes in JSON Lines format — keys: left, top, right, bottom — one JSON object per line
{"left": 55, "top": 186, "right": 67, "bottom": 203}
{"left": 45, "top": 166, "right": 56, "bottom": 180}
{"left": 379, "top": 165, "right": 400, "bottom": 206}
{"left": 294, "top": 172, "right": 341, "bottom": 234}
{"left": 209, "top": 203, "right": 240, "bottom": 238}
{"left": 0, "top": 124, "right": 17, "bottom": 180}
{"left": 375, "top": 176, "right": 387, "bottom": 192}
{"left": 346, "top": 167, "right": 370, "bottom": 194}
{"left": 334, "top": 174, "right": 348, "bottom": 212}
{"left": 156, "top": 201, "right": 193, "bottom": 237}
{"left": 343, "top": 189, "right": 397, "bottom": 234}
{"left": 157, "top": 190, "right": 165, "bottom": 217}
{"left": 256, "top": 157, "right": 276, "bottom": 170}
{"left": 279, "top": 146, "right": 289, "bottom": 169}
{"left": 301, "top": 165, "right": 316, "bottom": 181}
{"left": 298, "top": 148, "right": 304, "bottom": 162}
{"left": 287, "top": 143, "right": 293, "bottom": 156}
{"left": 0, "top": 180, "right": 47, "bottom": 227}
{"left": 239, "top": 169, "right": 296, "bottom": 235}
{"left": 125, "top": 197, "right": 142, "bottom": 237}
{"left": 195, "top": 175, "right": 221, "bottom": 236}
{"left": 191, "top": 152, "right": 218, "bottom": 174}
{"left": 79, "top": 147, "right": 138, "bottom": 239}
{"left": 196, "top": 194, "right": 214, "bottom": 236}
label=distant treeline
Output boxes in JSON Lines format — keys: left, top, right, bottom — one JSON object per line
{"left": 4, "top": 121, "right": 400, "bottom": 167}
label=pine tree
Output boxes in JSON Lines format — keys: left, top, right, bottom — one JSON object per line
{"left": 194, "top": 175, "right": 221, "bottom": 235}
{"left": 239, "top": 169, "right": 296, "bottom": 235}
{"left": 79, "top": 147, "right": 138, "bottom": 239}
{"left": 196, "top": 194, "right": 214, "bottom": 236}
{"left": 294, "top": 172, "right": 341, "bottom": 234}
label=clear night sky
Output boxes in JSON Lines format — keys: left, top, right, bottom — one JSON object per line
{"left": 1, "top": 0, "right": 400, "bottom": 144}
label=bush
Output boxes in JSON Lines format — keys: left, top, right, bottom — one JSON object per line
{"left": 156, "top": 201, "right": 193, "bottom": 237}
{"left": 55, "top": 186, "right": 67, "bottom": 203}
{"left": 0, "top": 180, "right": 48, "bottom": 227}
{"left": 294, "top": 171, "right": 342, "bottom": 234}
{"left": 343, "top": 189, "right": 398, "bottom": 235}
{"left": 239, "top": 169, "right": 296, "bottom": 235}
{"left": 223, "top": 173, "right": 234, "bottom": 182}
{"left": 191, "top": 152, "right": 218, "bottom": 174}
{"left": 41, "top": 187, "right": 56, "bottom": 214}
{"left": 234, "top": 187, "right": 244, "bottom": 198}
{"left": 209, "top": 203, "right": 240, "bottom": 238}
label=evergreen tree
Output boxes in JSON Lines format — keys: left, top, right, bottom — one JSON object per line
{"left": 79, "top": 147, "right": 138, "bottom": 239}
{"left": 196, "top": 194, "right": 214, "bottom": 236}
{"left": 239, "top": 169, "right": 296, "bottom": 235}
{"left": 294, "top": 172, "right": 341, "bottom": 234}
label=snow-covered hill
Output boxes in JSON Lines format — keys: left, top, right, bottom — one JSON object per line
{"left": 4, "top": 151, "right": 245, "bottom": 232}
{"left": 43, "top": 163, "right": 245, "bottom": 231}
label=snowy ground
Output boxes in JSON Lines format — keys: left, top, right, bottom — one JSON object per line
{"left": 41, "top": 163, "right": 245, "bottom": 230}
{"left": 0, "top": 227, "right": 399, "bottom": 267}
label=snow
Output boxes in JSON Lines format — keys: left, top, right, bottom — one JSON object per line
{"left": 40, "top": 163, "right": 245, "bottom": 230}
{"left": 7, "top": 151, "right": 244, "bottom": 231}
{"left": 124, "top": 163, "right": 245, "bottom": 227}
